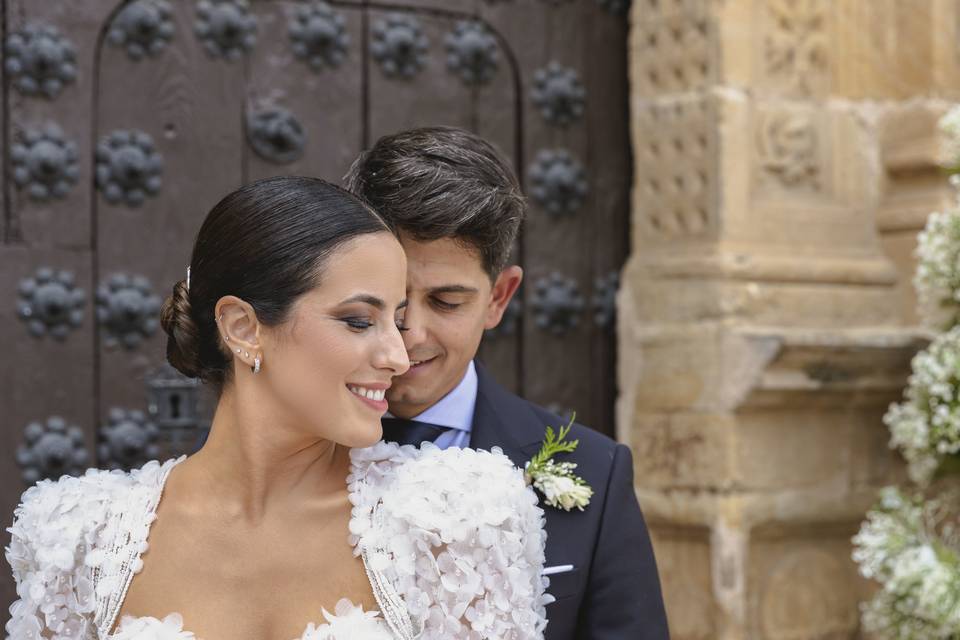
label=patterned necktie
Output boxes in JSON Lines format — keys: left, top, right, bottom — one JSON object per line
{"left": 381, "top": 417, "right": 451, "bottom": 447}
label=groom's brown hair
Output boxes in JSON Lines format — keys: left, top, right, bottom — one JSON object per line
{"left": 342, "top": 126, "right": 525, "bottom": 280}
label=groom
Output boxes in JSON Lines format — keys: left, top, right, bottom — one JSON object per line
{"left": 344, "top": 127, "right": 669, "bottom": 640}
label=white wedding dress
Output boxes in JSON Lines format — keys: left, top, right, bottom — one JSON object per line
{"left": 5, "top": 441, "right": 551, "bottom": 640}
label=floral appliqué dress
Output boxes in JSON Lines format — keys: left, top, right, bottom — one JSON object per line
{"left": 5, "top": 442, "right": 552, "bottom": 639}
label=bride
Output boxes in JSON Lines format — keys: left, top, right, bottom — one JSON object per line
{"left": 5, "top": 176, "right": 550, "bottom": 640}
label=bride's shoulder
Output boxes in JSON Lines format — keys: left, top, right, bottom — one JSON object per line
{"left": 349, "top": 443, "right": 550, "bottom": 638}
{"left": 349, "top": 441, "right": 545, "bottom": 545}
{"left": 351, "top": 441, "right": 537, "bottom": 507}
{"left": 10, "top": 457, "right": 182, "bottom": 549}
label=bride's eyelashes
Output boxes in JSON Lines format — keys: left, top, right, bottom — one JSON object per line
{"left": 341, "top": 317, "right": 410, "bottom": 332}
{"left": 342, "top": 317, "right": 373, "bottom": 331}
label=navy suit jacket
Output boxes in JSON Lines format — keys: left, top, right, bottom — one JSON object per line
{"left": 469, "top": 364, "right": 669, "bottom": 640}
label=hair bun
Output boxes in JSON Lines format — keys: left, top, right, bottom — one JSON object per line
{"left": 160, "top": 279, "right": 203, "bottom": 379}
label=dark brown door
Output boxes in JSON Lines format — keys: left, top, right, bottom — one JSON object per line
{"left": 1, "top": 0, "right": 630, "bottom": 612}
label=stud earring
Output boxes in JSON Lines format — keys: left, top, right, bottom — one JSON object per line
{"left": 243, "top": 351, "right": 249, "bottom": 358}
{"left": 253, "top": 354, "right": 262, "bottom": 374}
{"left": 235, "top": 348, "right": 241, "bottom": 354}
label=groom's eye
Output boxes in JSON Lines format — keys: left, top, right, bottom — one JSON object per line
{"left": 432, "top": 298, "right": 461, "bottom": 311}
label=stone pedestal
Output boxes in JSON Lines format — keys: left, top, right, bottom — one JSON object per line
{"left": 622, "top": 1, "right": 951, "bottom": 637}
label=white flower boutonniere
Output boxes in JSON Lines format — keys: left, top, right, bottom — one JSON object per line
{"left": 524, "top": 414, "right": 593, "bottom": 511}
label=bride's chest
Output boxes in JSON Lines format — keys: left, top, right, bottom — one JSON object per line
{"left": 113, "top": 508, "right": 377, "bottom": 640}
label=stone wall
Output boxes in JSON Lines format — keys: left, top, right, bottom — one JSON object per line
{"left": 621, "top": 1, "right": 955, "bottom": 638}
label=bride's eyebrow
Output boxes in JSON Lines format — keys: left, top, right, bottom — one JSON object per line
{"left": 338, "top": 293, "right": 385, "bottom": 309}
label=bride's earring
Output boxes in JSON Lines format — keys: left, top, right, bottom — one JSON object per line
{"left": 253, "top": 353, "right": 262, "bottom": 374}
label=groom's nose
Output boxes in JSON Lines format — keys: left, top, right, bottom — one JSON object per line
{"left": 398, "top": 305, "right": 428, "bottom": 349}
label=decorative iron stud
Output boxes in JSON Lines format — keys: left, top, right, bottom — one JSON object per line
{"left": 445, "top": 21, "right": 498, "bottom": 86}
{"left": 194, "top": 0, "right": 257, "bottom": 61}
{"left": 370, "top": 13, "right": 428, "bottom": 79}
{"left": 531, "top": 62, "right": 585, "bottom": 127}
{"left": 531, "top": 272, "right": 584, "bottom": 335}
{"left": 4, "top": 24, "right": 77, "bottom": 98}
{"left": 289, "top": 1, "right": 349, "bottom": 71}
{"left": 107, "top": 0, "right": 176, "bottom": 60}
{"left": 246, "top": 107, "right": 306, "bottom": 164}
{"left": 11, "top": 124, "right": 79, "bottom": 201}
{"left": 96, "top": 273, "right": 162, "bottom": 349}
{"left": 591, "top": 271, "right": 619, "bottom": 328}
{"left": 95, "top": 130, "right": 163, "bottom": 207}
{"left": 528, "top": 149, "right": 588, "bottom": 216}
{"left": 16, "top": 416, "right": 89, "bottom": 484}
{"left": 17, "top": 267, "right": 85, "bottom": 340}
{"left": 98, "top": 408, "right": 161, "bottom": 471}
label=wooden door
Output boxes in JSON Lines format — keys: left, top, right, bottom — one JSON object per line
{"left": 0, "top": 0, "right": 630, "bottom": 612}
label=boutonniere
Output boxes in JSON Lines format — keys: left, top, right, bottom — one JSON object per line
{"left": 524, "top": 414, "right": 593, "bottom": 511}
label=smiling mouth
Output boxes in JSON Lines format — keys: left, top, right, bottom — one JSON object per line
{"left": 347, "top": 385, "right": 387, "bottom": 401}
{"left": 407, "top": 356, "right": 437, "bottom": 368}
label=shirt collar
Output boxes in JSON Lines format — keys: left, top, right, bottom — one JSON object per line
{"left": 386, "top": 360, "right": 477, "bottom": 433}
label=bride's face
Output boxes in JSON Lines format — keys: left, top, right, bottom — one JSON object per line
{"left": 261, "top": 232, "right": 410, "bottom": 447}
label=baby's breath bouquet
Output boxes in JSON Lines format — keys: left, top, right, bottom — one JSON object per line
{"left": 852, "top": 105, "right": 960, "bottom": 639}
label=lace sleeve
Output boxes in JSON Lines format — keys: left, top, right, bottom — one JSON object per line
{"left": 5, "top": 475, "right": 102, "bottom": 639}
{"left": 352, "top": 444, "right": 551, "bottom": 640}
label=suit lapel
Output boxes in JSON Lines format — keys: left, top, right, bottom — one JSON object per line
{"left": 469, "top": 362, "right": 544, "bottom": 467}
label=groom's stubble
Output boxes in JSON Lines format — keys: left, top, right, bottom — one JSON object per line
{"left": 385, "top": 233, "right": 522, "bottom": 419}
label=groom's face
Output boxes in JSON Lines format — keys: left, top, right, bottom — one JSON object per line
{"left": 386, "top": 233, "right": 521, "bottom": 418}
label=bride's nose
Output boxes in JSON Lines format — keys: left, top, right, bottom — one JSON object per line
{"left": 377, "top": 326, "right": 410, "bottom": 375}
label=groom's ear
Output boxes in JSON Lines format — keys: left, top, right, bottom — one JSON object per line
{"left": 484, "top": 265, "right": 523, "bottom": 330}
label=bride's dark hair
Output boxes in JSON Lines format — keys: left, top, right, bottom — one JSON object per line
{"left": 160, "top": 175, "right": 389, "bottom": 387}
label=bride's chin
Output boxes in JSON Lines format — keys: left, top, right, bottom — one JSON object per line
{"left": 342, "top": 423, "right": 385, "bottom": 448}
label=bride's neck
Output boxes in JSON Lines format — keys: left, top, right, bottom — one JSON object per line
{"left": 180, "top": 386, "right": 350, "bottom": 524}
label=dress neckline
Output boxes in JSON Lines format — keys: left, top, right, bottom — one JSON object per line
{"left": 103, "top": 452, "right": 396, "bottom": 640}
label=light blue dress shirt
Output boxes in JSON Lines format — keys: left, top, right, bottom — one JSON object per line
{"left": 385, "top": 360, "right": 476, "bottom": 449}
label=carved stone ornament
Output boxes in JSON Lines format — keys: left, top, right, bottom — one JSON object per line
{"left": 289, "top": 1, "right": 349, "bottom": 71}
{"left": 764, "top": 0, "right": 828, "bottom": 96}
{"left": 107, "top": 0, "right": 176, "bottom": 61}
{"left": 246, "top": 107, "right": 306, "bottom": 164}
{"left": 16, "top": 416, "right": 89, "bottom": 484}
{"left": 591, "top": 271, "right": 619, "bottom": 328}
{"left": 98, "top": 407, "right": 162, "bottom": 471}
{"left": 531, "top": 62, "right": 585, "bottom": 127}
{"left": 17, "top": 267, "right": 85, "bottom": 340}
{"left": 757, "top": 111, "right": 819, "bottom": 189}
{"left": 532, "top": 272, "right": 585, "bottom": 335}
{"left": 371, "top": 13, "right": 429, "bottom": 79}
{"left": 445, "top": 21, "right": 498, "bottom": 86}
{"left": 95, "top": 129, "right": 164, "bottom": 207}
{"left": 11, "top": 124, "right": 79, "bottom": 201}
{"left": 96, "top": 273, "right": 162, "bottom": 349}
{"left": 4, "top": 23, "right": 77, "bottom": 98}
{"left": 528, "top": 149, "right": 589, "bottom": 216}
{"left": 194, "top": 0, "right": 257, "bottom": 61}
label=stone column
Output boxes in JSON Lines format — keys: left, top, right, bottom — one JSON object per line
{"left": 620, "top": 1, "right": 945, "bottom": 638}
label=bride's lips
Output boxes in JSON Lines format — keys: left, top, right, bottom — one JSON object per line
{"left": 347, "top": 383, "right": 390, "bottom": 413}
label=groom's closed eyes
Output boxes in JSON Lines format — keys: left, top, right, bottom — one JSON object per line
{"left": 422, "top": 284, "right": 479, "bottom": 311}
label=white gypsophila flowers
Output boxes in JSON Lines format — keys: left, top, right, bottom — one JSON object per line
{"left": 884, "top": 325, "right": 960, "bottom": 485}
{"left": 530, "top": 460, "right": 593, "bottom": 511}
{"left": 914, "top": 209, "right": 960, "bottom": 331}
{"left": 940, "top": 104, "right": 960, "bottom": 171}
{"left": 852, "top": 488, "right": 960, "bottom": 639}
